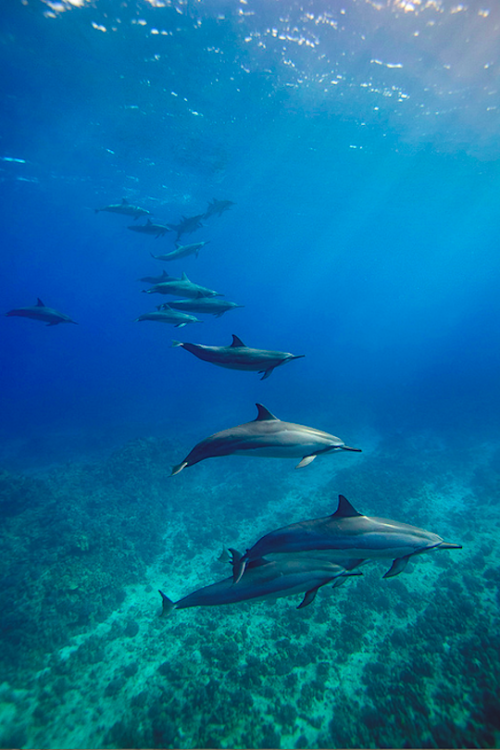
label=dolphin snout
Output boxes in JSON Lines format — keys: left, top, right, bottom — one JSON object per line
{"left": 341, "top": 445, "right": 362, "bottom": 452}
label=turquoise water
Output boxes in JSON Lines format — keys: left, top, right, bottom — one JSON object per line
{"left": 1, "top": 1, "right": 499, "bottom": 748}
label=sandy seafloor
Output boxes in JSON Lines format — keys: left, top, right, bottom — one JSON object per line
{"left": 0, "top": 422, "right": 499, "bottom": 750}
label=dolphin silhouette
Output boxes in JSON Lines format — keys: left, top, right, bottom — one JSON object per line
{"left": 138, "top": 270, "right": 173, "bottom": 284}
{"left": 167, "top": 214, "right": 205, "bottom": 241}
{"left": 159, "top": 554, "right": 361, "bottom": 616}
{"left": 150, "top": 241, "right": 210, "bottom": 262}
{"left": 203, "top": 198, "right": 235, "bottom": 219}
{"left": 95, "top": 197, "right": 151, "bottom": 219}
{"left": 5, "top": 298, "right": 77, "bottom": 326}
{"left": 170, "top": 403, "right": 361, "bottom": 476}
{"left": 128, "top": 219, "right": 171, "bottom": 238}
{"left": 166, "top": 298, "right": 243, "bottom": 318}
{"left": 135, "top": 307, "right": 202, "bottom": 328}
{"left": 172, "top": 334, "right": 304, "bottom": 379}
{"left": 232, "top": 494, "right": 462, "bottom": 583}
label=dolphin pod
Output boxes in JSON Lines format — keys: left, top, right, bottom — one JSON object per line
{"left": 232, "top": 494, "right": 462, "bottom": 584}
{"left": 172, "top": 334, "right": 304, "bottom": 379}
{"left": 159, "top": 553, "right": 361, "bottom": 616}
{"left": 171, "top": 403, "right": 361, "bottom": 476}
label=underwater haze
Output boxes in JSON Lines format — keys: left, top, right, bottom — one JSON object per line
{"left": 1, "top": 0, "right": 500, "bottom": 748}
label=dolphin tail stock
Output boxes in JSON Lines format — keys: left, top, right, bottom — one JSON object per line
{"left": 229, "top": 548, "right": 248, "bottom": 585}
{"left": 170, "top": 461, "right": 188, "bottom": 477}
{"left": 158, "top": 590, "right": 176, "bottom": 618}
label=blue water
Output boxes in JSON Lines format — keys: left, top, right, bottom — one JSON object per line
{"left": 1, "top": 1, "right": 499, "bottom": 748}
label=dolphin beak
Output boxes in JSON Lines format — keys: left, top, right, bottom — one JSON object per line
{"left": 439, "top": 542, "right": 462, "bottom": 550}
{"left": 171, "top": 461, "right": 188, "bottom": 476}
{"left": 341, "top": 445, "right": 362, "bottom": 452}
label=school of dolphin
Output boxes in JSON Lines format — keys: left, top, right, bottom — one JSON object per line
{"left": 5, "top": 196, "right": 462, "bottom": 620}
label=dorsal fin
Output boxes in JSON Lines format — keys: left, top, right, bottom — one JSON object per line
{"left": 255, "top": 403, "right": 278, "bottom": 421}
{"left": 332, "top": 495, "right": 362, "bottom": 519}
{"left": 147, "top": 218, "right": 152, "bottom": 225}
{"left": 36, "top": 298, "right": 45, "bottom": 307}
{"left": 231, "top": 334, "right": 245, "bottom": 348}
{"left": 182, "top": 272, "right": 189, "bottom": 281}
{"left": 122, "top": 198, "right": 128, "bottom": 204}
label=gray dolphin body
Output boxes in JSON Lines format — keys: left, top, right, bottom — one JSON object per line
{"left": 142, "top": 273, "right": 223, "bottom": 299}
{"left": 171, "top": 334, "right": 304, "bottom": 379}
{"left": 171, "top": 403, "right": 361, "bottom": 476}
{"left": 5, "top": 298, "right": 77, "bottom": 326}
{"left": 128, "top": 219, "right": 171, "bottom": 238}
{"left": 95, "top": 198, "right": 151, "bottom": 219}
{"left": 138, "top": 270, "right": 172, "bottom": 284}
{"left": 233, "top": 494, "right": 462, "bottom": 583}
{"left": 150, "top": 241, "right": 210, "bottom": 262}
{"left": 159, "top": 555, "right": 361, "bottom": 616}
{"left": 166, "top": 298, "right": 243, "bottom": 317}
{"left": 167, "top": 214, "right": 205, "bottom": 241}
{"left": 135, "top": 307, "right": 201, "bottom": 328}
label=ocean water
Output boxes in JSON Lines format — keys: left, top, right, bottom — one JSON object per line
{"left": 1, "top": 0, "right": 500, "bottom": 748}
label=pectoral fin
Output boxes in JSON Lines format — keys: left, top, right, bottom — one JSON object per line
{"left": 260, "top": 368, "right": 274, "bottom": 380}
{"left": 383, "top": 555, "right": 411, "bottom": 579}
{"left": 296, "top": 455, "right": 317, "bottom": 469}
{"left": 297, "top": 586, "right": 320, "bottom": 609}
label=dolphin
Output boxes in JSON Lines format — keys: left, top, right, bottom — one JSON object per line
{"left": 142, "top": 273, "right": 223, "bottom": 299}
{"left": 150, "top": 241, "right": 210, "bottom": 262}
{"left": 166, "top": 298, "right": 243, "bottom": 318}
{"left": 5, "top": 298, "right": 77, "bottom": 326}
{"left": 135, "top": 307, "right": 201, "bottom": 328}
{"left": 203, "top": 198, "right": 235, "bottom": 219}
{"left": 138, "top": 270, "right": 173, "bottom": 284}
{"left": 128, "top": 219, "right": 171, "bottom": 238}
{"left": 95, "top": 198, "right": 151, "bottom": 219}
{"left": 232, "top": 494, "right": 462, "bottom": 584}
{"left": 170, "top": 403, "right": 361, "bottom": 476}
{"left": 158, "top": 554, "right": 361, "bottom": 616}
{"left": 167, "top": 214, "right": 205, "bottom": 241}
{"left": 171, "top": 334, "right": 304, "bottom": 379}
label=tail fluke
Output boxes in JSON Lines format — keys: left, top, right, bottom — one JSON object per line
{"left": 158, "top": 590, "right": 176, "bottom": 618}
{"left": 171, "top": 461, "right": 188, "bottom": 476}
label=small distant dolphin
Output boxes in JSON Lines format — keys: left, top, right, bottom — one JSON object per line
{"left": 5, "top": 298, "right": 77, "bottom": 326}
{"left": 159, "top": 554, "right": 361, "bottom": 616}
{"left": 166, "top": 298, "right": 243, "bottom": 318}
{"left": 128, "top": 219, "right": 171, "bottom": 238}
{"left": 150, "top": 241, "right": 210, "bottom": 262}
{"left": 203, "top": 198, "right": 235, "bottom": 219}
{"left": 232, "top": 494, "right": 462, "bottom": 584}
{"left": 95, "top": 198, "right": 151, "bottom": 220}
{"left": 172, "top": 334, "right": 304, "bottom": 379}
{"left": 171, "top": 403, "right": 361, "bottom": 476}
{"left": 138, "top": 270, "right": 173, "bottom": 284}
{"left": 135, "top": 307, "right": 201, "bottom": 328}
{"left": 167, "top": 214, "right": 205, "bottom": 241}
{"left": 142, "top": 272, "right": 223, "bottom": 299}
